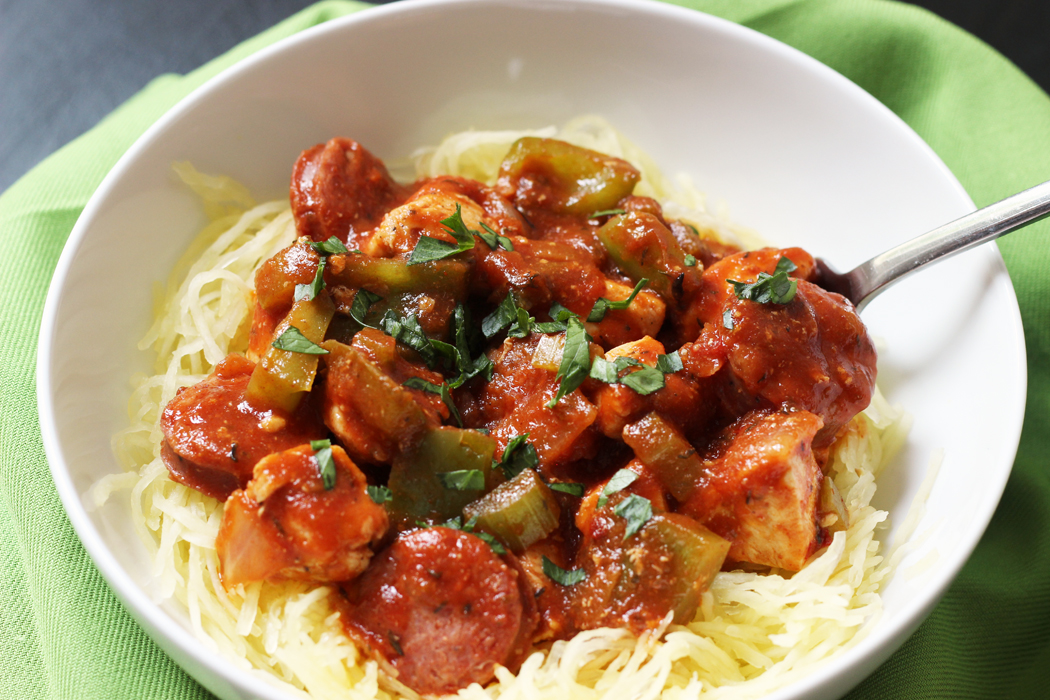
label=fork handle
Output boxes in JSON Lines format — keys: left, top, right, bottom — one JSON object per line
{"left": 852, "top": 179, "right": 1050, "bottom": 310}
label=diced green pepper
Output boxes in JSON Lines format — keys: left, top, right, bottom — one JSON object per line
{"left": 246, "top": 293, "right": 334, "bottom": 412}
{"left": 327, "top": 254, "right": 470, "bottom": 337}
{"left": 463, "top": 468, "right": 561, "bottom": 553}
{"left": 597, "top": 212, "right": 702, "bottom": 301}
{"left": 388, "top": 427, "right": 501, "bottom": 521}
{"left": 617, "top": 513, "right": 730, "bottom": 624}
{"left": 320, "top": 339, "right": 434, "bottom": 449}
{"left": 497, "top": 137, "right": 640, "bottom": 216}
{"left": 253, "top": 240, "right": 321, "bottom": 314}
{"left": 622, "top": 412, "right": 705, "bottom": 502}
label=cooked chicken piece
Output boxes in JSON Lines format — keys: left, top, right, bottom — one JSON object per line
{"left": 216, "top": 443, "right": 388, "bottom": 586}
{"left": 462, "top": 334, "right": 599, "bottom": 474}
{"left": 584, "top": 278, "right": 666, "bottom": 349}
{"left": 363, "top": 178, "right": 489, "bottom": 258}
{"left": 682, "top": 409, "right": 827, "bottom": 571}
{"left": 690, "top": 247, "right": 876, "bottom": 451}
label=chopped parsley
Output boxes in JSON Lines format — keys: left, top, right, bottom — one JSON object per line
{"left": 548, "top": 482, "right": 585, "bottom": 497}
{"left": 437, "top": 469, "right": 485, "bottom": 491}
{"left": 477, "top": 222, "right": 515, "bottom": 252}
{"left": 294, "top": 256, "right": 326, "bottom": 302}
{"left": 655, "top": 351, "right": 683, "bottom": 374}
{"left": 366, "top": 484, "right": 392, "bottom": 504}
{"left": 349, "top": 288, "right": 382, "bottom": 328}
{"left": 590, "top": 208, "right": 626, "bottom": 219}
{"left": 441, "top": 514, "right": 506, "bottom": 554}
{"left": 727, "top": 256, "right": 798, "bottom": 305}
{"left": 588, "top": 350, "right": 681, "bottom": 396}
{"left": 542, "top": 556, "right": 586, "bottom": 586}
{"left": 684, "top": 254, "right": 698, "bottom": 267}
{"left": 597, "top": 468, "right": 638, "bottom": 508}
{"left": 587, "top": 278, "right": 649, "bottom": 322}
{"left": 613, "top": 493, "right": 653, "bottom": 540}
{"left": 482, "top": 293, "right": 534, "bottom": 339}
{"left": 495, "top": 434, "right": 540, "bottom": 479}
{"left": 402, "top": 377, "right": 463, "bottom": 427}
{"left": 545, "top": 317, "right": 592, "bottom": 408}
{"left": 407, "top": 204, "right": 477, "bottom": 265}
{"left": 310, "top": 439, "right": 336, "bottom": 490}
{"left": 271, "top": 326, "right": 328, "bottom": 355}
{"left": 379, "top": 312, "right": 454, "bottom": 368}
{"left": 309, "top": 236, "right": 350, "bottom": 256}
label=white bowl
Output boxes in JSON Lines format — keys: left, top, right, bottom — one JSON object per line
{"left": 37, "top": 0, "right": 1026, "bottom": 698}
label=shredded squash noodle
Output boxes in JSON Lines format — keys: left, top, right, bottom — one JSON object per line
{"left": 103, "top": 116, "right": 913, "bottom": 699}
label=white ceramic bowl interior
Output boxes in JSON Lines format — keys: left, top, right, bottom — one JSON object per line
{"left": 38, "top": 1, "right": 1026, "bottom": 699}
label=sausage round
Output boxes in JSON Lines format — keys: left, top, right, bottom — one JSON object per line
{"left": 344, "top": 527, "right": 535, "bottom": 695}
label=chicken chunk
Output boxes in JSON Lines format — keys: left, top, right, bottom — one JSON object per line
{"left": 363, "top": 181, "right": 482, "bottom": 258}
{"left": 682, "top": 409, "right": 826, "bottom": 571}
{"left": 691, "top": 248, "right": 876, "bottom": 450}
{"left": 216, "top": 443, "right": 388, "bottom": 586}
{"left": 584, "top": 278, "right": 666, "bottom": 349}
{"left": 462, "top": 334, "right": 599, "bottom": 474}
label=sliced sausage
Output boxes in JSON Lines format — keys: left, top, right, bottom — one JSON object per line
{"left": 290, "top": 137, "right": 410, "bottom": 247}
{"left": 159, "top": 353, "right": 326, "bottom": 500}
{"left": 344, "top": 527, "right": 536, "bottom": 695}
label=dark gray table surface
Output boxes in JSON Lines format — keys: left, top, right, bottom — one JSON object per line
{"left": 1, "top": 0, "right": 1047, "bottom": 195}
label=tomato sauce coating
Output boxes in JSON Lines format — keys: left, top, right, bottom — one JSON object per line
{"left": 159, "top": 135, "right": 880, "bottom": 695}
{"left": 343, "top": 527, "right": 537, "bottom": 695}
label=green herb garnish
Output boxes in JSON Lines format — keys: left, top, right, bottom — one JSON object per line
{"left": 310, "top": 236, "right": 350, "bottom": 256}
{"left": 613, "top": 493, "right": 653, "bottom": 540}
{"left": 310, "top": 439, "right": 336, "bottom": 490}
{"left": 441, "top": 514, "right": 506, "bottom": 554}
{"left": 589, "top": 351, "right": 680, "bottom": 396}
{"left": 402, "top": 377, "right": 463, "bottom": 427}
{"left": 379, "top": 312, "right": 453, "bottom": 368}
{"left": 437, "top": 469, "right": 485, "bottom": 491}
{"left": 590, "top": 208, "right": 626, "bottom": 219}
{"left": 619, "top": 365, "right": 665, "bottom": 395}
{"left": 587, "top": 278, "right": 649, "bottom": 323}
{"left": 349, "top": 288, "right": 382, "bottom": 328}
{"left": 406, "top": 204, "right": 477, "bottom": 265}
{"left": 545, "top": 317, "right": 592, "bottom": 408}
{"left": 534, "top": 303, "right": 579, "bottom": 334}
{"left": 496, "top": 434, "right": 540, "bottom": 479}
{"left": 477, "top": 222, "right": 515, "bottom": 252}
{"left": 727, "top": 256, "right": 798, "bottom": 305}
{"left": 655, "top": 351, "right": 683, "bottom": 374}
{"left": 597, "top": 468, "right": 638, "bottom": 508}
{"left": 481, "top": 294, "right": 538, "bottom": 340}
{"left": 271, "top": 326, "right": 328, "bottom": 355}
{"left": 548, "top": 482, "right": 585, "bottom": 497}
{"left": 294, "top": 256, "right": 326, "bottom": 302}
{"left": 543, "top": 556, "right": 586, "bottom": 586}
{"left": 684, "top": 254, "right": 698, "bottom": 267}
{"left": 367, "top": 484, "right": 392, "bottom": 504}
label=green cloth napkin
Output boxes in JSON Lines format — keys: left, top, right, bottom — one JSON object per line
{"left": 3, "top": 0, "right": 1048, "bottom": 697}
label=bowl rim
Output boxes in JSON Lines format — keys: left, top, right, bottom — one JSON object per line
{"left": 36, "top": 0, "right": 1027, "bottom": 698}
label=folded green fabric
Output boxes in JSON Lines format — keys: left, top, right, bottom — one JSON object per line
{"left": 2, "top": 1, "right": 1048, "bottom": 698}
